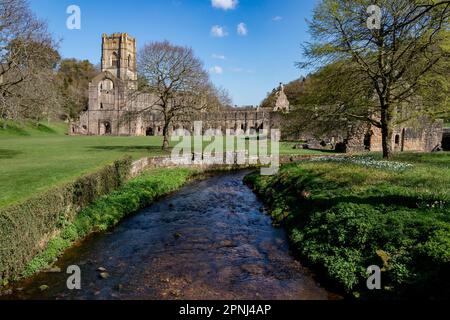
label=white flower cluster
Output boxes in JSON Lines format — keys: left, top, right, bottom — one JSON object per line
{"left": 309, "top": 156, "right": 414, "bottom": 172}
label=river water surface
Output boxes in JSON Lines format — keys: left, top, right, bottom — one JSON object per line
{"left": 4, "top": 171, "right": 339, "bottom": 300}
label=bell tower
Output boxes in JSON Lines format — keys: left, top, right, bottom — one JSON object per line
{"left": 101, "top": 33, "right": 137, "bottom": 86}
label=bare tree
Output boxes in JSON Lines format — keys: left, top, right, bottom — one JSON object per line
{"left": 300, "top": 0, "right": 450, "bottom": 159}
{"left": 138, "top": 41, "right": 218, "bottom": 149}
{"left": 0, "top": 0, "right": 59, "bottom": 121}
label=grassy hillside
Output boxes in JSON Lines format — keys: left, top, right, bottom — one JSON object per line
{"left": 0, "top": 120, "right": 69, "bottom": 137}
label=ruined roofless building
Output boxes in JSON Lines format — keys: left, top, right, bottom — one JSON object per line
{"left": 70, "top": 33, "right": 288, "bottom": 137}
{"left": 70, "top": 33, "right": 442, "bottom": 154}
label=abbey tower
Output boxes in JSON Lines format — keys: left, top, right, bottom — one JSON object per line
{"left": 101, "top": 33, "right": 137, "bottom": 88}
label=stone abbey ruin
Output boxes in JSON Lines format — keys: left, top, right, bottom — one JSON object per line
{"left": 71, "top": 33, "right": 444, "bottom": 153}
{"left": 70, "top": 33, "right": 288, "bottom": 138}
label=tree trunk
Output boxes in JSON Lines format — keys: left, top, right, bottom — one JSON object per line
{"left": 381, "top": 105, "right": 393, "bottom": 159}
{"left": 162, "top": 124, "right": 170, "bottom": 150}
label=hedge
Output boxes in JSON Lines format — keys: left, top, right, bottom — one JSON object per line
{"left": 0, "top": 157, "right": 132, "bottom": 285}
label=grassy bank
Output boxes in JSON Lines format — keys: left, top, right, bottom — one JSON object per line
{"left": 244, "top": 153, "right": 450, "bottom": 299}
{"left": 21, "top": 167, "right": 197, "bottom": 280}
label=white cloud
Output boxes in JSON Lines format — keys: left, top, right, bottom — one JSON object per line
{"left": 212, "top": 54, "right": 226, "bottom": 60}
{"left": 211, "top": 0, "right": 238, "bottom": 10}
{"left": 211, "top": 25, "right": 228, "bottom": 37}
{"left": 230, "top": 67, "right": 254, "bottom": 74}
{"left": 237, "top": 22, "right": 247, "bottom": 36}
{"left": 209, "top": 66, "right": 223, "bottom": 74}
{"left": 272, "top": 16, "right": 283, "bottom": 21}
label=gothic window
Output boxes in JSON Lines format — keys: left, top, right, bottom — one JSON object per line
{"left": 128, "top": 54, "right": 132, "bottom": 68}
{"left": 99, "top": 79, "right": 114, "bottom": 92}
{"left": 104, "top": 122, "right": 112, "bottom": 135}
{"left": 112, "top": 52, "right": 119, "bottom": 68}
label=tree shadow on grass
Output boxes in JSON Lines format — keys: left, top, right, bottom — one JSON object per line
{"left": 88, "top": 146, "right": 171, "bottom": 153}
{"left": 0, "top": 149, "right": 22, "bottom": 159}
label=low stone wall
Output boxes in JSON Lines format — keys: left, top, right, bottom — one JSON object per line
{"left": 130, "top": 153, "right": 325, "bottom": 177}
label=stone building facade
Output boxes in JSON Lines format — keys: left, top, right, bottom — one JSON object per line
{"left": 343, "top": 118, "right": 444, "bottom": 153}
{"left": 70, "top": 33, "right": 288, "bottom": 137}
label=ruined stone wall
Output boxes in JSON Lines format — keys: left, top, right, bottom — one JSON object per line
{"left": 346, "top": 119, "right": 444, "bottom": 153}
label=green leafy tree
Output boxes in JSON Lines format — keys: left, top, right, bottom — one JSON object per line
{"left": 301, "top": 0, "right": 450, "bottom": 158}
{"left": 57, "top": 59, "right": 99, "bottom": 119}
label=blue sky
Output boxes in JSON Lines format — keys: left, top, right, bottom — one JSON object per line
{"left": 30, "top": 0, "right": 317, "bottom": 106}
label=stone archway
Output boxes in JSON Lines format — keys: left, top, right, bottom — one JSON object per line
{"left": 146, "top": 127, "right": 154, "bottom": 136}
{"left": 104, "top": 122, "right": 112, "bottom": 135}
{"left": 100, "top": 121, "right": 112, "bottom": 135}
{"left": 364, "top": 130, "right": 373, "bottom": 151}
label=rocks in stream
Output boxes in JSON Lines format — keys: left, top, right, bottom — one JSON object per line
{"left": 174, "top": 232, "right": 182, "bottom": 239}
{"left": 0, "top": 289, "right": 13, "bottom": 296}
{"left": 97, "top": 267, "right": 110, "bottom": 279}
{"left": 99, "top": 272, "right": 110, "bottom": 279}
{"left": 39, "top": 285, "right": 49, "bottom": 292}
{"left": 43, "top": 266, "right": 61, "bottom": 273}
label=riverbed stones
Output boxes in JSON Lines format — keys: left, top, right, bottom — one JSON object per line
{"left": 39, "top": 285, "right": 49, "bottom": 291}
{"left": 99, "top": 272, "right": 110, "bottom": 279}
{"left": 44, "top": 266, "right": 61, "bottom": 273}
{"left": 0, "top": 289, "right": 13, "bottom": 296}
{"left": 174, "top": 232, "right": 182, "bottom": 239}
{"left": 241, "top": 264, "right": 265, "bottom": 275}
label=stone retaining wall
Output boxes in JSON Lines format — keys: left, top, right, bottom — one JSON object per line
{"left": 130, "top": 153, "right": 325, "bottom": 178}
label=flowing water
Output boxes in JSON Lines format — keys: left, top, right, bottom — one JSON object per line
{"left": 3, "top": 171, "right": 339, "bottom": 300}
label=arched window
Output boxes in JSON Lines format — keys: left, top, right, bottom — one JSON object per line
{"left": 99, "top": 79, "right": 114, "bottom": 92}
{"left": 111, "top": 52, "right": 119, "bottom": 68}
{"left": 128, "top": 54, "right": 132, "bottom": 68}
{"left": 104, "top": 122, "right": 112, "bottom": 135}
{"left": 395, "top": 134, "right": 400, "bottom": 145}
{"left": 146, "top": 127, "right": 154, "bottom": 136}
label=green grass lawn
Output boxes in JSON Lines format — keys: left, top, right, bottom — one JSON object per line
{"left": 0, "top": 121, "right": 332, "bottom": 207}
{"left": 0, "top": 136, "right": 169, "bottom": 207}
{"left": 245, "top": 152, "right": 450, "bottom": 298}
